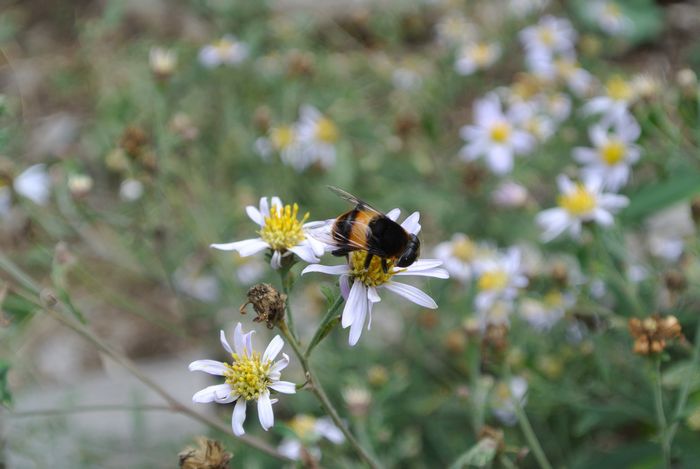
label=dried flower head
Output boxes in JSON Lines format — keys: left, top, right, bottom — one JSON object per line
{"left": 240, "top": 283, "right": 286, "bottom": 328}
{"left": 179, "top": 437, "right": 232, "bottom": 469}
{"left": 628, "top": 315, "right": 682, "bottom": 355}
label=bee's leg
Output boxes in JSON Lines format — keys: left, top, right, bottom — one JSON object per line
{"left": 331, "top": 248, "right": 351, "bottom": 257}
{"left": 364, "top": 253, "right": 374, "bottom": 270}
{"left": 381, "top": 258, "right": 388, "bottom": 274}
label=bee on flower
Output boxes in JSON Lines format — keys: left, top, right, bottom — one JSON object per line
{"left": 211, "top": 196, "right": 325, "bottom": 269}
{"left": 188, "top": 323, "right": 296, "bottom": 436}
{"left": 295, "top": 106, "right": 340, "bottom": 170}
{"left": 573, "top": 112, "right": 641, "bottom": 191}
{"left": 536, "top": 175, "right": 629, "bottom": 242}
{"left": 459, "top": 92, "right": 536, "bottom": 175}
{"left": 519, "top": 16, "right": 577, "bottom": 57}
{"left": 303, "top": 210, "right": 448, "bottom": 346}
{"left": 473, "top": 247, "right": 529, "bottom": 313}
{"left": 454, "top": 42, "right": 502, "bottom": 76}
{"left": 198, "top": 35, "right": 249, "bottom": 68}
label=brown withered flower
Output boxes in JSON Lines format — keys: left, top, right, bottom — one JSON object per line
{"left": 628, "top": 315, "right": 682, "bottom": 355}
{"left": 179, "top": 437, "right": 232, "bottom": 469}
{"left": 240, "top": 283, "right": 286, "bottom": 328}
{"left": 119, "top": 125, "right": 149, "bottom": 159}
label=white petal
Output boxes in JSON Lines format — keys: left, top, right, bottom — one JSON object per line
{"left": 220, "top": 330, "right": 233, "bottom": 354}
{"left": 406, "top": 259, "right": 444, "bottom": 271}
{"left": 232, "top": 398, "right": 247, "bottom": 436}
{"left": 263, "top": 335, "right": 284, "bottom": 362}
{"left": 269, "top": 380, "right": 296, "bottom": 394}
{"left": 593, "top": 208, "right": 614, "bottom": 226}
{"left": 487, "top": 146, "right": 514, "bottom": 174}
{"left": 210, "top": 238, "right": 269, "bottom": 256}
{"left": 259, "top": 197, "right": 270, "bottom": 218}
{"left": 192, "top": 384, "right": 231, "bottom": 403}
{"left": 246, "top": 205, "right": 265, "bottom": 226}
{"left": 367, "top": 286, "right": 381, "bottom": 303}
{"left": 14, "top": 164, "right": 51, "bottom": 205}
{"left": 288, "top": 244, "right": 320, "bottom": 264}
{"left": 257, "top": 391, "right": 274, "bottom": 431}
{"left": 395, "top": 267, "right": 450, "bottom": 279}
{"left": 342, "top": 280, "right": 366, "bottom": 329}
{"left": 270, "top": 197, "right": 283, "bottom": 212}
{"left": 302, "top": 264, "right": 351, "bottom": 276}
{"left": 348, "top": 296, "right": 368, "bottom": 346}
{"left": 386, "top": 208, "right": 401, "bottom": 221}
{"left": 188, "top": 359, "right": 227, "bottom": 376}
{"left": 400, "top": 211, "right": 421, "bottom": 235}
{"left": 270, "top": 250, "right": 282, "bottom": 269}
{"left": 340, "top": 275, "right": 351, "bottom": 299}
{"left": 233, "top": 323, "right": 246, "bottom": 356}
{"left": 384, "top": 281, "right": 438, "bottom": 308}
{"left": 270, "top": 353, "right": 290, "bottom": 374}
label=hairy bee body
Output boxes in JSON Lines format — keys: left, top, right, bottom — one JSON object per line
{"left": 328, "top": 187, "right": 420, "bottom": 271}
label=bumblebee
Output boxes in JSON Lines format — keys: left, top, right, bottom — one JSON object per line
{"left": 327, "top": 186, "right": 420, "bottom": 273}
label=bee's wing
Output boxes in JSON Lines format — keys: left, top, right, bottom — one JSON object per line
{"left": 327, "top": 186, "right": 384, "bottom": 215}
{"left": 308, "top": 215, "right": 390, "bottom": 257}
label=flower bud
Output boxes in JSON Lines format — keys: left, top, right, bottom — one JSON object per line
{"left": 239, "top": 283, "right": 286, "bottom": 329}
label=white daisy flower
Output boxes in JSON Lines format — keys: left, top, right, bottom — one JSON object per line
{"left": 473, "top": 247, "right": 529, "bottom": 312}
{"left": 149, "top": 47, "right": 177, "bottom": 80}
{"left": 519, "top": 290, "right": 572, "bottom": 331}
{"left": 455, "top": 42, "right": 501, "bottom": 76}
{"left": 435, "top": 14, "right": 477, "bottom": 47}
{"left": 491, "top": 376, "right": 528, "bottom": 426}
{"left": 189, "top": 323, "right": 296, "bottom": 436}
{"left": 254, "top": 125, "right": 308, "bottom": 171}
{"left": 591, "top": 1, "right": 632, "bottom": 36}
{"left": 536, "top": 175, "right": 630, "bottom": 242}
{"left": 509, "top": 0, "right": 550, "bottom": 18}
{"left": 526, "top": 50, "right": 595, "bottom": 97}
{"left": 519, "top": 16, "right": 577, "bottom": 56}
{"left": 582, "top": 75, "right": 636, "bottom": 123}
{"left": 492, "top": 180, "right": 529, "bottom": 208}
{"left": 573, "top": 112, "right": 641, "bottom": 191}
{"left": 211, "top": 197, "right": 325, "bottom": 269}
{"left": 434, "top": 233, "right": 495, "bottom": 283}
{"left": 477, "top": 299, "right": 515, "bottom": 330}
{"left": 278, "top": 415, "right": 345, "bottom": 461}
{"left": 296, "top": 106, "right": 340, "bottom": 169}
{"left": 459, "top": 92, "right": 536, "bottom": 174}
{"left": 302, "top": 210, "right": 449, "bottom": 346}
{"left": 199, "top": 35, "right": 249, "bottom": 68}
{"left": 119, "top": 178, "right": 144, "bottom": 202}
{"left": 14, "top": 164, "right": 51, "bottom": 205}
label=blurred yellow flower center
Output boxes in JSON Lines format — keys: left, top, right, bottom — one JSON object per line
{"left": 452, "top": 237, "right": 476, "bottom": 262}
{"left": 478, "top": 270, "right": 509, "bottom": 291}
{"left": 603, "top": 2, "right": 622, "bottom": 18}
{"left": 289, "top": 415, "right": 317, "bottom": 439}
{"left": 270, "top": 126, "right": 296, "bottom": 150}
{"left": 600, "top": 139, "right": 626, "bottom": 165}
{"left": 554, "top": 58, "right": 576, "bottom": 79}
{"left": 259, "top": 203, "right": 309, "bottom": 250}
{"left": 489, "top": 122, "right": 511, "bottom": 143}
{"left": 224, "top": 352, "right": 272, "bottom": 401}
{"left": 349, "top": 251, "right": 395, "bottom": 287}
{"left": 470, "top": 43, "right": 493, "bottom": 65}
{"left": 543, "top": 290, "right": 563, "bottom": 308}
{"left": 315, "top": 117, "right": 339, "bottom": 143}
{"left": 495, "top": 382, "right": 512, "bottom": 401}
{"left": 215, "top": 38, "right": 234, "bottom": 55}
{"left": 606, "top": 76, "right": 632, "bottom": 101}
{"left": 557, "top": 185, "right": 597, "bottom": 215}
{"left": 538, "top": 27, "right": 555, "bottom": 46}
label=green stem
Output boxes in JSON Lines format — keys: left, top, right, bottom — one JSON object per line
{"left": 513, "top": 398, "right": 553, "bottom": 469}
{"left": 652, "top": 358, "right": 671, "bottom": 468}
{"left": 305, "top": 294, "right": 344, "bottom": 358}
{"left": 279, "top": 322, "right": 383, "bottom": 469}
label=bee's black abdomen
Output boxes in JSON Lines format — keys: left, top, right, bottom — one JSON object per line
{"left": 368, "top": 216, "right": 407, "bottom": 258}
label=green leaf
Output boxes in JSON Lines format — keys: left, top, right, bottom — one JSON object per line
{"left": 0, "top": 360, "right": 12, "bottom": 407}
{"left": 621, "top": 170, "right": 700, "bottom": 223}
{"left": 305, "top": 294, "right": 344, "bottom": 357}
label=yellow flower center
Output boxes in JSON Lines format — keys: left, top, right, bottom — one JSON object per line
{"left": 606, "top": 75, "right": 632, "bottom": 101}
{"left": 470, "top": 43, "right": 493, "bottom": 66}
{"left": 600, "top": 139, "right": 626, "bottom": 165}
{"left": 215, "top": 38, "right": 234, "bottom": 55}
{"left": 557, "top": 184, "right": 597, "bottom": 215}
{"left": 259, "top": 203, "right": 309, "bottom": 251}
{"left": 489, "top": 122, "right": 511, "bottom": 143}
{"left": 543, "top": 290, "right": 563, "bottom": 308}
{"left": 289, "top": 415, "right": 317, "bottom": 439}
{"left": 478, "top": 270, "right": 509, "bottom": 291}
{"left": 495, "top": 382, "right": 512, "bottom": 401}
{"left": 452, "top": 237, "right": 476, "bottom": 262}
{"left": 538, "top": 27, "right": 555, "bottom": 47}
{"left": 224, "top": 352, "right": 272, "bottom": 401}
{"left": 349, "top": 251, "right": 396, "bottom": 287}
{"left": 554, "top": 58, "right": 577, "bottom": 79}
{"left": 315, "top": 117, "right": 339, "bottom": 143}
{"left": 270, "top": 126, "right": 296, "bottom": 150}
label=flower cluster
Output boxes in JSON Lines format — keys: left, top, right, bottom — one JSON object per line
{"left": 628, "top": 315, "right": 683, "bottom": 355}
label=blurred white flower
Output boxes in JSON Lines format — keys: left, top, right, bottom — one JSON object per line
{"left": 434, "top": 233, "right": 495, "bottom": 283}
{"left": 278, "top": 415, "right": 345, "bottom": 461}
{"left": 68, "top": 173, "right": 93, "bottom": 198}
{"left": 199, "top": 35, "right": 249, "bottom": 68}
{"left": 392, "top": 67, "right": 424, "bottom": 91}
{"left": 492, "top": 180, "right": 529, "bottom": 208}
{"left": 149, "top": 47, "right": 177, "bottom": 79}
{"left": 435, "top": 14, "right": 477, "bottom": 47}
{"left": 477, "top": 299, "right": 515, "bottom": 329}
{"left": 211, "top": 197, "right": 325, "bottom": 269}
{"left": 455, "top": 42, "right": 501, "bottom": 76}
{"left": 173, "top": 260, "right": 220, "bottom": 303}
{"left": 459, "top": 92, "right": 536, "bottom": 174}
{"left": 648, "top": 235, "right": 685, "bottom": 262}
{"left": 491, "top": 376, "right": 528, "bottom": 426}
{"left": 583, "top": 75, "right": 636, "bottom": 123}
{"left": 536, "top": 175, "right": 629, "bottom": 241}
{"left": 189, "top": 323, "right": 296, "bottom": 436}
{"left": 591, "top": 1, "right": 632, "bottom": 36}
{"left": 509, "top": 0, "right": 550, "bottom": 18}
{"left": 519, "top": 290, "right": 572, "bottom": 331}
{"left": 14, "top": 164, "right": 51, "bottom": 205}
{"left": 473, "top": 247, "right": 529, "bottom": 312}
{"left": 233, "top": 255, "right": 266, "bottom": 285}
{"left": 527, "top": 51, "right": 594, "bottom": 97}
{"left": 303, "top": 210, "right": 448, "bottom": 346}
{"left": 119, "top": 178, "right": 144, "bottom": 201}
{"left": 296, "top": 106, "right": 339, "bottom": 170}
{"left": 573, "top": 112, "right": 641, "bottom": 191}
{"left": 520, "top": 16, "right": 577, "bottom": 56}
{"left": 255, "top": 125, "right": 308, "bottom": 171}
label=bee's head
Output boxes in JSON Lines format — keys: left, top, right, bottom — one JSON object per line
{"left": 396, "top": 234, "right": 420, "bottom": 267}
